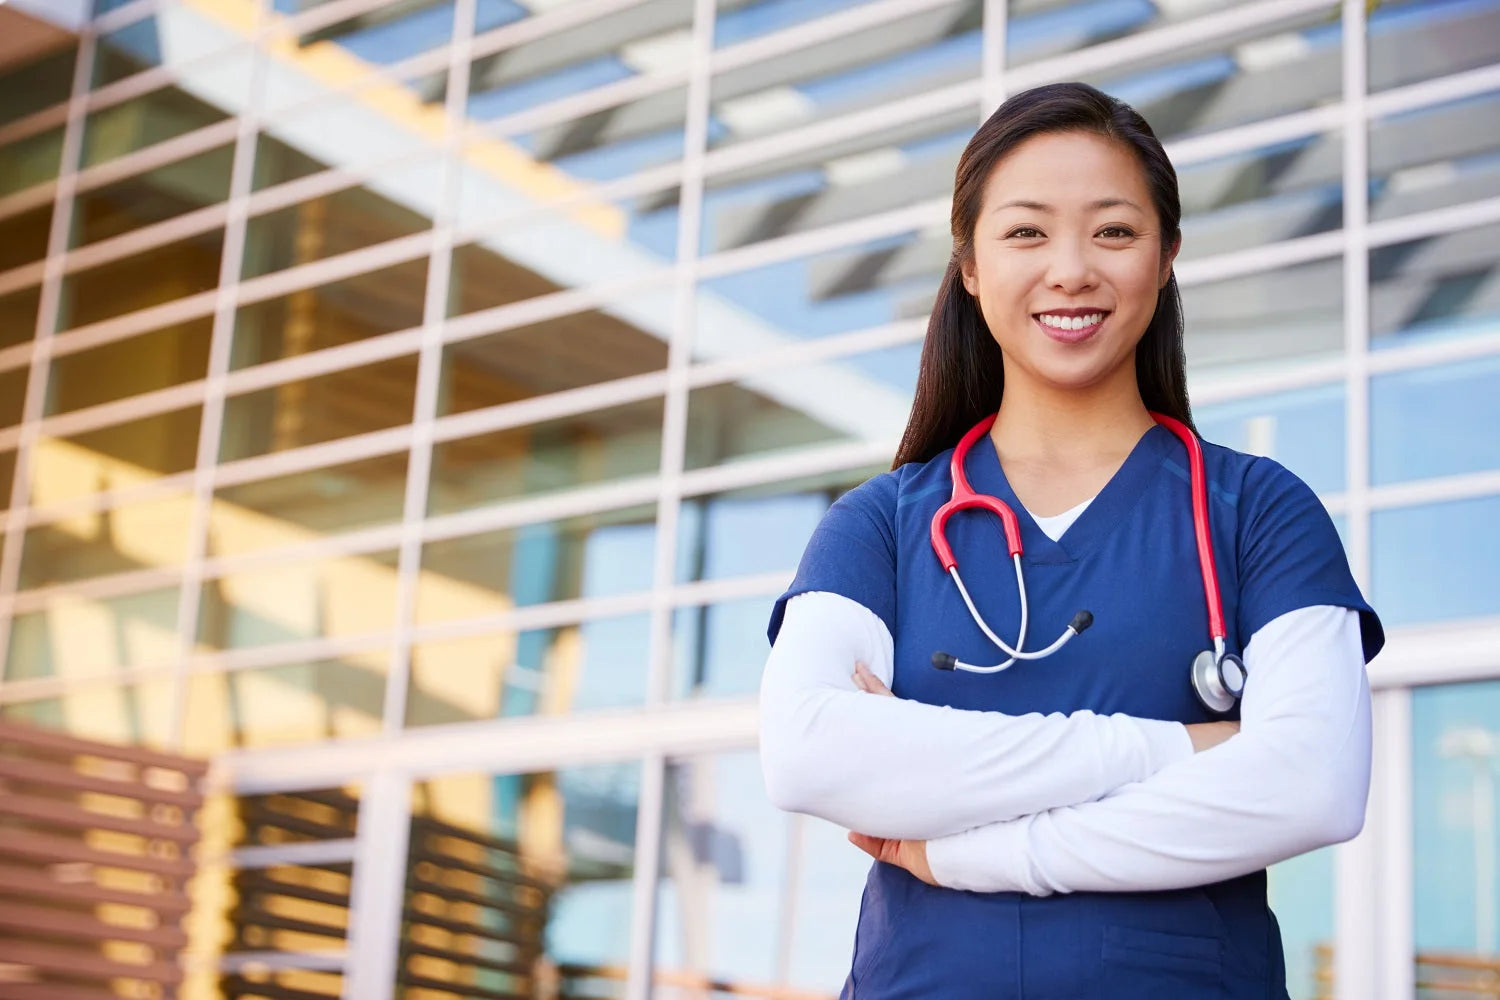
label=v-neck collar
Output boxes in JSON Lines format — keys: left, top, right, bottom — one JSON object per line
{"left": 965, "top": 422, "right": 1176, "bottom": 564}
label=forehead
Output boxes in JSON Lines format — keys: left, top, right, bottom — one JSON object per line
{"left": 982, "top": 131, "right": 1153, "bottom": 210}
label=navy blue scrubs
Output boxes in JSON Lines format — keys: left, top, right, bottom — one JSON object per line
{"left": 766, "top": 423, "right": 1383, "bottom": 999}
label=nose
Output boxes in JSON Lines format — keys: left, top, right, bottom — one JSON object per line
{"left": 1044, "top": 237, "right": 1098, "bottom": 294}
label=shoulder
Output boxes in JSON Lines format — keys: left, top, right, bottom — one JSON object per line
{"left": 1195, "top": 438, "right": 1321, "bottom": 521}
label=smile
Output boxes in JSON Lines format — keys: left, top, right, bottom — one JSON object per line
{"left": 1033, "top": 311, "right": 1110, "bottom": 343}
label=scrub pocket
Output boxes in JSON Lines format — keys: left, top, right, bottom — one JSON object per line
{"left": 1101, "top": 924, "right": 1226, "bottom": 997}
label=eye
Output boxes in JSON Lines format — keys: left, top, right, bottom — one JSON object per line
{"left": 1098, "top": 225, "right": 1136, "bottom": 239}
{"left": 1006, "top": 226, "right": 1043, "bottom": 239}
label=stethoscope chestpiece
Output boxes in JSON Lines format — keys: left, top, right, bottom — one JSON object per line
{"left": 1190, "top": 649, "right": 1245, "bottom": 715}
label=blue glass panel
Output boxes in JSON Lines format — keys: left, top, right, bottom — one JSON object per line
{"left": 1195, "top": 383, "right": 1346, "bottom": 495}
{"left": 1372, "top": 496, "right": 1500, "bottom": 626}
{"left": 1372, "top": 356, "right": 1500, "bottom": 484}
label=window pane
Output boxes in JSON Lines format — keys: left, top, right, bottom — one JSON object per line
{"left": 45, "top": 317, "right": 213, "bottom": 414}
{"left": 714, "top": 0, "right": 868, "bottom": 46}
{"left": 0, "top": 125, "right": 66, "bottom": 196}
{"left": 1372, "top": 495, "right": 1500, "bottom": 627}
{"left": 57, "top": 228, "right": 225, "bottom": 331}
{"left": 1372, "top": 356, "right": 1500, "bottom": 485}
{"left": 289, "top": 0, "right": 456, "bottom": 66}
{"left": 5, "top": 585, "right": 180, "bottom": 683}
{"left": 0, "top": 450, "right": 15, "bottom": 514}
{"left": 1370, "top": 88, "right": 1500, "bottom": 224}
{"left": 30, "top": 405, "right": 201, "bottom": 505}
{"left": 219, "top": 355, "right": 419, "bottom": 461}
{"left": 0, "top": 678, "right": 175, "bottom": 748}
{"left": 404, "top": 762, "right": 639, "bottom": 998}
{"left": 81, "top": 75, "right": 244, "bottom": 168}
{"left": 0, "top": 42, "right": 76, "bottom": 125}
{"left": 92, "top": 7, "right": 245, "bottom": 88}
{"left": 180, "top": 654, "right": 390, "bottom": 753}
{"left": 196, "top": 549, "right": 401, "bottom": 650}
{"left": 407, "top": 612, "right": 651, "bottom": 726}
{"left": 1371, "top": 222, "right": 1500, "bottom": 349}
{"left": 0, "top": 202, "right": 54, "bottom": 272}
{"left": 671, "top": 596, "right": 775, "bottom": 700}
{"left": 259, "top": 59, "right": 447, "bottom": 147}
{"left": 1182, "top": 256, "right": 1344, "bottom": 375}
{"left": 19, "top": 494, "right": 194, "bottom": 587}
{"left": 427, "top": 398, "right": 665, "bottom": 518}
{"left": 416, "top": 504, "right": 656, "bottom": 625}
{"left": 1194, "top": 383, "right": 1346, "bottom": 495}
{"left": 1007, "top": 0, "right": 1241, "bottom": 66}
{"left": 0, "top": 365, "right": 26, "bottom": 429}
{"left": 70, "top": 144, "right": 235, "bottom": 248}
{"left": 1268, "top": 847, "right": 1336, "bottom": 1000}
{"left": 231, "top": 261, "right": 429, "bottom": 369}
{"left": 683, "top": 343, "right": 918, "bottom": 470}
{"left": 1369, "top": 0, "right": 1500, "bottom": 93}
{"left": 0, "top": 285, "right": 41, "bottom": 350}
{"left": 207, "top": 452, "right": 410, "bottom": 557}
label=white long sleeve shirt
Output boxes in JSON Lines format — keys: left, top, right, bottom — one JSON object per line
{"left": 759, "top": 503, "right": 1372, "bottom": 894}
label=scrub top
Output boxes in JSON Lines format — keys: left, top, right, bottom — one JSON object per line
{"left": 766, "top": 422, "right": 1384, "bottom": 1000}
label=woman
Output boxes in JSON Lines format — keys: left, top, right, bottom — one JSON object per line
{"left": 757, "top": 82, "right": 1383, "bottom": 999}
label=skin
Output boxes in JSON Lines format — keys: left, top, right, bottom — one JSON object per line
{"left": 846, "top": 131, "right": 1238, "bottom": 884}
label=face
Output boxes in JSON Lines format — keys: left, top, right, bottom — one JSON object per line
{"left": 960, "top": 130, "right": 1179, "bottom": 395}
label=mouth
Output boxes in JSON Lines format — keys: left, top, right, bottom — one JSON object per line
{"left": 1032, "top": 310, "right": 1110, "bottom": 344}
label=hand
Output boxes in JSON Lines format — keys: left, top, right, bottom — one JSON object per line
{"left": 848, "top": 831, "right": 939, "bottom": 886}
{"left": 1186, "top": 720, "right": 1240, "bottom": 753}
{"left": 852, "top": 661, "right": 893, "bottom": 696}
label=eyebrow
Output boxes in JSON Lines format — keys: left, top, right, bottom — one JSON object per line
{"left": 993, "top": 198, "right": 1145, "bottom": 213}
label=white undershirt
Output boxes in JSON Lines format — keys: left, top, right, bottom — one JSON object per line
{"left": 758, "top": 500, "right": 1372, "bottom": 895}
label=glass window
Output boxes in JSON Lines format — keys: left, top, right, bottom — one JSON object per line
{"left": 671, "top": 596, "right": 776, "bottom": 700}
{"left": 251, "top": 131, "right": 334, "bottom": 192}
{"left": 231, "top": 260, "right": 429, "bottom": 368}
{"left": 0, "top": 677, "right": 175, "bottom": 748}
{"left": 0, "top": 285, "right": 42, "bottom": 350}
{"left": 180, "top": 654, "right": 390, "bottom": 753}
{"left": 707, "top": 0, "right": 981, "bottom": 155}
{"left": 56, "top": 227, "right": 225, "bottom": 332}
{"left": 405, "top": 761, "right": 640, "bottom": 997}
{"left": 1370, "top": 88, "right": 1500, "bottom": 224}
{"left": 714, "top": 0, "right": 870, "bottom": 47}
{"left": 197, "top": 549, "right": 401, "bottom": 651}
{"left": 427, "top": 398, "right": 665, "bottom": 518}
{"left": 1007, "top": 0, "right": 1241, "bottom": 66}
{"left": 1372, "top": 495, "right": 1500, "bottom": 627}
{"left": 285, "top": 0, "right": 456, "bottom": 66}
{"left": 1178, "top": 130, "right": 1344, "bottom": 263}
{"left": 45, "top": 317, "right": 213, "bottom": 415}
{"left": 1369, "top": 0, "right": 1500, "bottom": 93}
{"left": 0, "top": 42, "right": 76, "bottom": 126}
{"left": 240, "top": 166, "right": 438, "bottom": 278}
{"left": 683, "top": 342, "right": 919, "bottom": 470}
{"left": 1371, "top": 221, "right": 1500, "bottom": 349}
{"left": 1181, "top": 256, "right": 1344, "bottom": 375}
{"left": 0, "top": 450, "right": 15, "bottom": 514}
{"left": 472, "top": 0, "right": 592, "bottom": 34}
{"left": 69, "top": 143, "right": 234, "bottom": 249}
{"left": 693, "top": 228, "right": 938, "bottom": 363}
{"left": 4, "top": 585, "right": 181, "bottom": 683}
{"left": 407, "top": 612, "right": 651, "bottom": 726}
{"left": 0, "top": 202, "right": 54, "bottom": 272}
{"left": 1412, "top": 680, "right": 1500, "bottom": 977}
{"left": 0, "top": 364, "right": 27, "bottom": 429}
{"left": 416, "top": 504, "right": 657, "bottom": 625}
{"left": 1267, "top": 847, "right": 1336, "bottom": 1000}
{"left": 1193, "top": 383, "right": 1346, "bottom": 495}
{"left": 91, "top": 7, "right": 245, "bottom": 88}
{"left": 219, "top": 355, "right": 419, "bottom": 461}
{"left": 0, "top": 125, "right": 65, "bottom": 196}
{"left": 29, "top": 405, "right": 201, "bottom": 505}
{"left": 207, "top": 452, "right": 410, "bottom": 558}
{"left": 257, "top": 58, "right": 448, "bottom": 150}
{"left": 1372, "top": 356, "right": 1500, "bottom": 485}
{"left": 80, "top": 74, "right": 244, "bottom": 169}
{"left": 699, "top": 103, "right": 977, "bottom": 255}
{"left": 18, "top": 494, "right": 194, "bottom": 588}
{"left": 655, "top": 751, "right": 867, "bottom": 994}
{"left": 1089, "top": 4, "right": 1341, "bottom": 142}
{"left": 440, "top": 304, "right": 671, "bottom": 415}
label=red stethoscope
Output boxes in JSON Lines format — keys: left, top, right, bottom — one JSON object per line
{"left": 928, "top": 411, "right": 1247, "bottom": 715}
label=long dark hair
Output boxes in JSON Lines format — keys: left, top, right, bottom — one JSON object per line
{"left": 891, "top": 82, "right": 1193, "bottom": 470}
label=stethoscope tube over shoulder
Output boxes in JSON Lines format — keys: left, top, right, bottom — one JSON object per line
{"left": 928, "top": 411, "right": 1245, "bottom": 715}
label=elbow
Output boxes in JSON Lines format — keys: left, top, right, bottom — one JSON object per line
{"left": 1293, "top": 767, "right": 1369, "bottom": 849}
{"left": 758, "top": 695, "right": 835, "bottom": 816}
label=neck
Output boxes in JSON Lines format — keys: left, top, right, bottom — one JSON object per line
{"left": 990, "top": 365, "right": 1155, "bottom": 466}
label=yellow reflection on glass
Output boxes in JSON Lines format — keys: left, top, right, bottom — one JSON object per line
{"left": 5, "top": 585, "right": 180, "bottom": 683}
{"left": 196, "top": 549, "right": 401, "bottom": 650}
{"left": 19, "top": 493, "right": 194, "bottom": 588}
{"left": 0, "top": 677, "right": 175, "bottom": 748}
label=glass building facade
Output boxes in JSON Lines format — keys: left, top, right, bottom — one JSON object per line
{"left": 0, "top": 0, "right": 1496, "bottom": 996}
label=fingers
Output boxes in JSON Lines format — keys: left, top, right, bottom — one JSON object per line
{"left": 852, "top": 661, "right": 895, "bottom": 697}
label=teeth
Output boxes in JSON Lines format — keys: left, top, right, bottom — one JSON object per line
{"left": 1038, "top": 312, "right": 1104, "bottom": 330}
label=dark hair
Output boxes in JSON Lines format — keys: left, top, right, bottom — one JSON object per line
{"left": 891, "top": 81, "right": 1192, "bottom": 470}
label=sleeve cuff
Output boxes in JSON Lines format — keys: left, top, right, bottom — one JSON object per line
{"left": 1145, "top": 719, "right": 1195, "bottom": 772}
{"left": 925, "top": 822, "right": 1029, "bottom": 894}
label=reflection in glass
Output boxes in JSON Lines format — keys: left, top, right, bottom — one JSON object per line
{"left": 5, "top": 585, "right": 180, "bottom": 682}
{"left": 0, "top": 41, "right": 76, "bottom": 125}
{"left": 1370, "top": 222, "right": 1500, "bottom": 349}
{"left": 1369, "top": 0, "right": 1500, "bottom": 92}
{"left": 0, "top": 450, "right": 15, "bottom": 513}
{"left": 0, "top": 202, "right": 53, "bottom": 272}
{"left": 0, "top": 286, "right": 41, "bottom": 350}
{"left": 257, "top": 61, "right": 448, "bottom": 158}
{"left": 231, "top": 260, "right": 429, "bottom": 368}
{"left": 0, "top": 366, "right": 25, "bottom": 429}
{"left": 1194, "top": 383, "right": 1345, "bottom": 495}
{"left": 57, "top": 228, "right": 225, "bottom": 332}
{"left": 683, "top": 343, "right": 918, "bottom": 470}
{"left": 407, "top": 612, "right": 651, "bottom": 726}
{"left": 1007, "top": 0, "right": 1241, "bottom": 66}
{"left": 1178, "top": 130, "right": 1343, "bottom": 262}
{"left": 0, "top": 125, "right": 65, "bottom": 196}
{"left": 1181, "top": 256, "right": 1343, "bottom": 373}
{"left": 714, "top": 0, "right": 868, "bottom": 46}
{"left": 251, "top": 131, "right": 335, "bottom": 192}
{"left": 208, "top": 452, "right": 410, "bottom": 557}
{"left": 1372, "top": 495, "right": 1500, "bottom": 626}
{"left": 403, "top": 762, "right": 639, "bottom": 997}
{"left": 1370, "top": 89, "right": 1500, "bottom": 224}
{"left": 1267, "top": 847, "right": 1335, "bottom": 1000}
{"left": 80, "top": 71, "right": 245, "bottom": 168}
{"left": 18, "top": 494, "right": 194, "bottom": 588}
{"left": 1372, "top": 356, "right": 1500, "bottom": 485}
{"left": 671, "top": 596, "right": 776, "bottom": 700}
{"left": 196, "top": 549, "right": 401, "bottom": 650}
{"left": 70, "top": 144, "right": 235, "bottom": 249}
{"left": 29, "top": 405, "right": 201, "bottom": 505}
{"left": 219, "top": 355, "right": 419, "bottom": 461}
{"left": 296, "top": 0, "right": 457, "bottom": 66}
{"left": 416, "top": 505, "right": 656, "bottom": 624}
{"left": 91, "top": 7, "right": 245, "bottom": 88}
{"left": 45, "top": 317, "right": 213, "bottom": 414}
{"left": 180, "top": 654, "right": 389, "bottom": 753}
{"left": 427, "top": 398, "right": 665, "bottom": 517}
{"left": 0, "top": 678, "right": 175, "bottom": 747}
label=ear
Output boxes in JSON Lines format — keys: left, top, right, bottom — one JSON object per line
{"left": 1159, "top": 232, "right": 1182, "bottom": 289}
{"left": 960, "top": 255, "right": 978, "bottom": 298}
